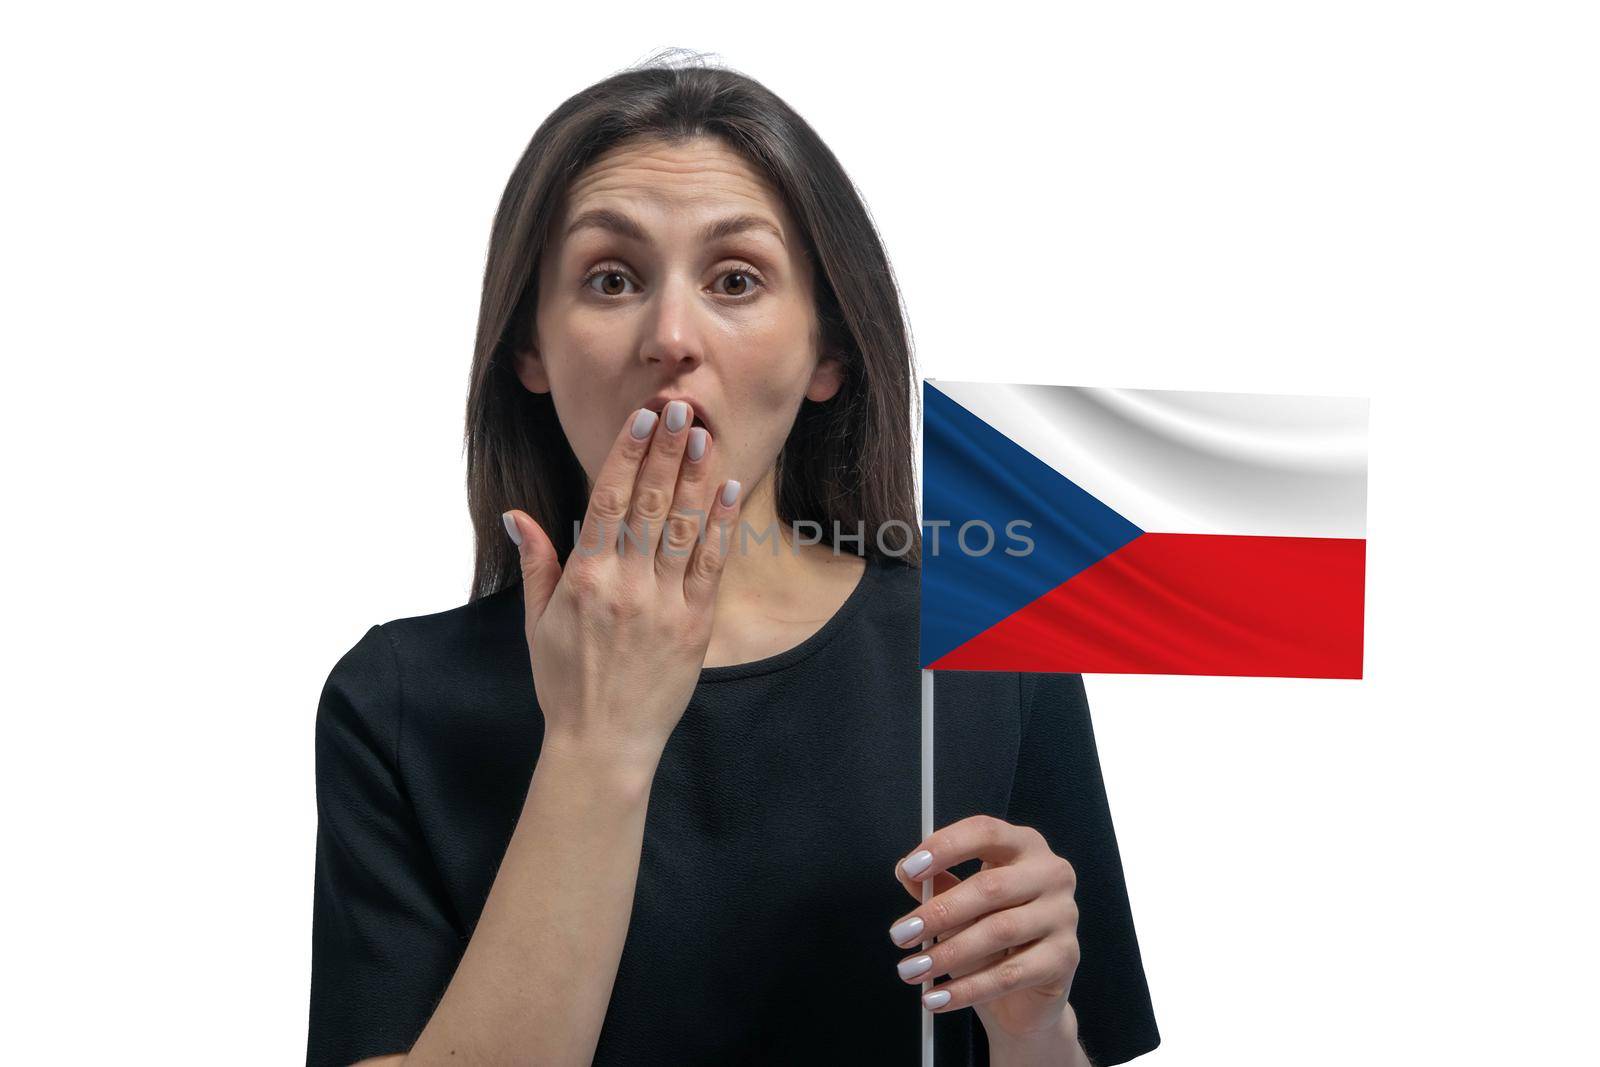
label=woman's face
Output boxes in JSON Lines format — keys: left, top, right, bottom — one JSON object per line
{"left": 520, "top": 135, "right": 843, "bottom": 509}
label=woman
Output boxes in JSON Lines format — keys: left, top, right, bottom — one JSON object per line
{"left": 308, "top": 57, "right": 1160, "bottom": 1066}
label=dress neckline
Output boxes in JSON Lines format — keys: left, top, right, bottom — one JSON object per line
{"left": 696, "top": 553, "right": 884, "bottom": 684}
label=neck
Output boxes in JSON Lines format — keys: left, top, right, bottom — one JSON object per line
{"left": 712, "top": 467, "right": 820, "bottom": 609}
{"left": 693, "top": 469, "right": 867, "bottom": 669}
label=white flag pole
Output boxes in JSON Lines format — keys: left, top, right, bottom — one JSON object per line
{"left": 921, "top": 667, "right": 935, "bottom": 1066}
{"left": 919, "top": 377, "right": 935, "bottom": 1065}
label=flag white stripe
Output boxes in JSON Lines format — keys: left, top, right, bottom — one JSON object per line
{"left": 931, "top": 380, "right": 1369, "bottom": 538}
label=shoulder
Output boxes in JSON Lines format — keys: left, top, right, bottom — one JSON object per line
{"left": 374, "top": 583, "right": 524, "bottom": 674}
{"left": 325, "top": 584, "right": 524, "bottom": 681}
{"left": 830, "top": 553, "right": 920, "bottom": 660}
{"left": 863, "top": 552, "right": 919, "bottom": 613}
{"left": 317, "top": 585, "right": 525, "bottom": 742}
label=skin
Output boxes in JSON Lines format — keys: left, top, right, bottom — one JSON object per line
{"left": 351, "top": 137, "right": 1090, "bottom": 1066}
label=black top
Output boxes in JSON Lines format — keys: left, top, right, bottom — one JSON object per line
{"left": 307, "top": 554, "right": 1160, "bottom": 1066}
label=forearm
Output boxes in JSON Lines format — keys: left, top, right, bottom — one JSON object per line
{"left": 984, "top": 1006, "right": 1094, "bottom": 1067}
{"left": 403, "top": 737, "right": 658, "bottom": 1065}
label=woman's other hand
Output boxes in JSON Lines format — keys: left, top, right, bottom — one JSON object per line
{"left": 501, "top": 400, "right": 742, "bottom": 773}
{"left": 888, "top": 814, "right": 1082, "bottom": 1044}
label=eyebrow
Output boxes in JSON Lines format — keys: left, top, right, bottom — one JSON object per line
{"left": 563, "top": 208, "right": 786, "bottom": 249}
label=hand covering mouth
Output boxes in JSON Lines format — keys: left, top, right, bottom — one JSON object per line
{"left": 642, "top": 397, "right": 713, "bottom": 435}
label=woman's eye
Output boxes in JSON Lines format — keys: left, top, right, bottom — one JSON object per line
{"left": 717, "top": 266, "right": 764, "bottom": 298}
{"left": 583, "top": 265, "right": 762, "bottom": 299}
{"left": 586, "top": 269, "right": 634, "bottom": 297}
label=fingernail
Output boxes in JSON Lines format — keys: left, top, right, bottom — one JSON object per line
{"left": 902, "top": 850, "right": 933, "bottom": 878}
{"left": 631, "top": 409, "right": 658, "bottom": 439}
{"left": 501, "top": 512, "right": 522, "bottom": 546}
{"left": 898, "top": 955, "right": 933, "bottom": 981}
{"left": 922, "top": 990, "right": 951, "bottom": 1010}
{"left": 687, "top": 426, "right": 708, "bottom": 462}
{"left": 665, "top": 400, "right": 689, "bottom": 432}
{"left": 720, "top": 480, "right": 741, "bottom": 507}
{"left": 889, "top": 916, "right": 925, "bottom": 945}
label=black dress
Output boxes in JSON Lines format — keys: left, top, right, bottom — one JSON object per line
{"left": 307, "top": 553, "right": 1161, "bottom": 1065}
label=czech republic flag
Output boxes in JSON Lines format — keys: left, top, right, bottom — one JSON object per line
{"left": 920, "top": 380, "right": 1369, "bottom": 679}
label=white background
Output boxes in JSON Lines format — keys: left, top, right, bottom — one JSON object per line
{"left": 4, "top": 3, "right": 1596, "bottom": 1064}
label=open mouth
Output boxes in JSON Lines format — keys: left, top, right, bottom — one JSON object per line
{"left": 644, "top": 399, "right": 712, "bottom": 436}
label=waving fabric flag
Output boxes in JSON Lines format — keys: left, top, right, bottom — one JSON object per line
{"left": 919, "top": 379, "right": 1369, "bottom": 678}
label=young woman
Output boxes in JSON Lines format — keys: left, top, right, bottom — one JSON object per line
{"left": 307, "top": 58, "right": 1160, "bottom": 1067}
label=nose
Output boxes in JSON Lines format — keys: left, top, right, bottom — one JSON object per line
{"left": 638, "top": 273, "right": 705, "bottom": 373}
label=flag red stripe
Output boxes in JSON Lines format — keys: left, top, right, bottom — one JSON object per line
{"left": 928, "top": 532, "right": 1366, "bottom": 678}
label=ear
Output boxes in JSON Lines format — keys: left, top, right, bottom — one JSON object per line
{"left": 512, "top": 345, "right": 551, "bottom": 394}
{"left": 805, "top": 354, "right": 845, "bottom": 403}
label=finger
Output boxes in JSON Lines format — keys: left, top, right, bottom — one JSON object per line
{"left": 895, "top": 859, "right": 1055, "bottom": 948}
{"left": 502, "top": 509, "right": 560, "bottom": 627}
{"left": 619, "top": 400, "right": 694, "bottom": 565}
{"left": 572, "top": 408, "right": 660, "bottom": 562}
{"left": 894, "top": 900, "right": 1059, "bottom": 987}
{"left": 654, "top": 425, "right": 714, "bottom": 584}
{"left": 889, "top": 869, "right": 959, "bottom": 948}
{"left": 681, "top": 476, "right": 743, "bottom": 610}
{"left": 897, "top": 814, "right": 1039, "bottom": 883}
{"left": 895, "top": 868, "right": 958, "bottom": 910}
{"left": 920, "top": 936, "right": 1080, "bottom": 1014}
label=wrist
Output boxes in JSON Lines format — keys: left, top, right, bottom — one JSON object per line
{"left": 534, "top": 732, "right": 661, "bottom": 800}
{"left": 984, "top": 1004, "right": 1087, "bottom": 1067}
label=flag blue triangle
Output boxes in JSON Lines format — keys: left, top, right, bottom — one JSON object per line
{"left": 920, "top": 381, "right": 1144, "bottom": 668}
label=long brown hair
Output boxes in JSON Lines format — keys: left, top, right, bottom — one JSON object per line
{"left": 464, "top": 50, "right": 921, "bottom": 601}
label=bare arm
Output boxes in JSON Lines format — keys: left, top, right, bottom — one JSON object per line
{"left": 393, "top": 739, "right": 658, "bottom": 1064}
{"left": 344, "top": 403, "right": 739, "bottom": 1065}
{"left": 985, "top": 1007, "right": 1095, "bottom": 1067}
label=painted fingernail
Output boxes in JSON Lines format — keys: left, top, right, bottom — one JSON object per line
{"left": 922, "top": 990, "right": 951, "bottom": 1010}
{"left": 889, "top": 916, "right": 925, "bottom": 944}
{"left": 902, "top": 850, "right": 934, "bottom": 878}
{"left": 720, "top": 480, "right": 741, "bottom": 507}
{"left": 665, "top": 400, "right": 689, "bottom": 432}
{"left": 501, "top": 512, "right": 521, "bottom": 546}
{"left": 631, "top": 409, "right": 658, "bottom": 439}
{"left": 898, "top": 955, "right": 933, "bottom": 981}
{"left": 687, "top": 426, "right": 708, "bottom": 462}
